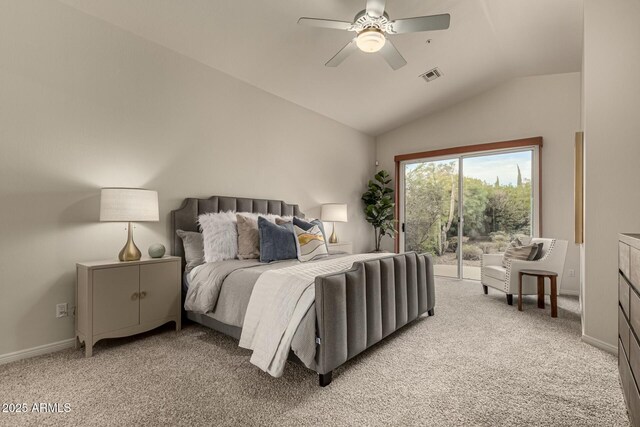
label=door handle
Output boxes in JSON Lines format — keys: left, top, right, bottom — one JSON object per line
{"left": 131, "top": 292, "right": 139, "bottom": 300}
{"left": 139, "top": 291, "right": 147, "bottom": 299}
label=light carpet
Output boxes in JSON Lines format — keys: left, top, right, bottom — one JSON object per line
{"left": 0, "top": 279, "right": 628, "bottom": 426}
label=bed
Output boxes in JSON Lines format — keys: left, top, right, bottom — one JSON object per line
{"left": 171, "top": 195, "right": 435, "bottom": 386}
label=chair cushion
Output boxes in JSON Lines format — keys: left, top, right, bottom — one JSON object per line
{"left": 484, "top": 265, "right": 507, "bottom": 281}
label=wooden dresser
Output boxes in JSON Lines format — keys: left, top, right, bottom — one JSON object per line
{"left": 619, "top": 234, "right": 640, "bottom": 426}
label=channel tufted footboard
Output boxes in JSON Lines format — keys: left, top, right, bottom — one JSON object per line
{"left": 314, "top": 252, "right": 435, "bottom": 386}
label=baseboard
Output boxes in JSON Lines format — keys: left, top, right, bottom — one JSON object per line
{"left": 0, "top": 338, "right": 75, "bottom": 365}
{"left": 560, "top": 288, "right": 579, "bottom": 296}
{"left": 581, "top": 334, "right": 617, "bottom": 355}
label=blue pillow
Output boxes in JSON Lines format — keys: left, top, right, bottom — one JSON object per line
{"left": 293, "top": 217, "right": 329, "bottom": 251}
{"left": 258, "top": 217, "right": 298, "bottom": 263}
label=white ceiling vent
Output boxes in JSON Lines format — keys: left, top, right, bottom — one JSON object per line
{"left": 419, "top": 67, "right": 443, "bottom": 82}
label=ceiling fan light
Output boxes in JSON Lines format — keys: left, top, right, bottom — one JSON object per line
{"left": 356, "top": 28, "right": 385, "bottom": 53}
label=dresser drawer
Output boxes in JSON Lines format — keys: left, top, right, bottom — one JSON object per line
{"left": 632, "top": 246, "right": 640, "bottom": 290}
{"left": 622, "top": 274, "right": 631, "bottom": 317}
{"left": 621, "top": 306, "right": 631, "bottom": 360}
{"left": 630, "top": 330, "right": 640, "bottom": 384}
{"left": 622, "top": 242, "right": 631, "bottom": 278}
{"left": 626, "top": 341, "right": 640, "bottom": 427}
{"left": 622, "top": 340, "right": 632, "bottom": 404}
{"left": 631, "top": 288, "right": 640, "bottom": 335}
{"left": 631, "top": 373, "right": 640, "bottom": 427}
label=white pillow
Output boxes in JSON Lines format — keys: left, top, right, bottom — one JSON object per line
{"left": 294, "top": 224, "right": 328, "bottom": 262}
{"left": 198, "top": 211, "right": 238, "bottom": 262}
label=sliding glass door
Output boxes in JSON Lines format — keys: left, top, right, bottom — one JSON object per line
{"left": 460, "top": 150, "right": 534, "bottom": 279}
{"left": 400, "top": 147, "right": 538, "bottom": 280}
{"left": 403, "top": 158, "right": 459, "bottom": 278}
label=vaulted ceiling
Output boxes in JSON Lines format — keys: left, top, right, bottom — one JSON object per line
{"left": 58, "top": 0, "right": 583, "bottom": 136}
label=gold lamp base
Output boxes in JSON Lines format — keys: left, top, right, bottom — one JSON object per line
{"left": 119, "top": 222, "right": 141, "bottom": 262}
{"left": 329, "top": 222, "right": 338, "bottom": 243}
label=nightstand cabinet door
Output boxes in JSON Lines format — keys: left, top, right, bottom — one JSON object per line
{"left": 139, "top": 262, "right": 180, "bottom": 324}
{"left": 92, "top": 266, "right": 139, "bottom": 335}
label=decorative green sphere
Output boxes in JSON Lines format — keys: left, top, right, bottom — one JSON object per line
{"left": 148, "top": 243, "right": 166, "bottom": 258}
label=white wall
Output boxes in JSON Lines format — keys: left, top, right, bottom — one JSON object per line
{"left": 0, "top": 0, "right": 375, "bottom": 357}
{"left": 376, "top": 72, "right": 582, "bottom": 295}
{"left": 582, "top": 0, "right": 640, "bottom": 351}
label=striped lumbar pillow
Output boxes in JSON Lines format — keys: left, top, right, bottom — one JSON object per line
{"left": 294, "top": 224, "right": 328, "bottom": 262}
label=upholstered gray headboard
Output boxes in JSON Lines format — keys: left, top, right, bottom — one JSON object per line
{"left": 170, "top": 196, "right": 304, "bottom": 268}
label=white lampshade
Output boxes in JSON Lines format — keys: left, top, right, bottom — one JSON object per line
{"left": 100, "top": 188, "right": 159, "bottom": 222}
{"left": 321, "top": 203, "right": 348, "bottom": 223}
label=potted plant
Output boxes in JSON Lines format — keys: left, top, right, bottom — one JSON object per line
{"left": 362, "top": 170, "right": 397, "bottom": 252}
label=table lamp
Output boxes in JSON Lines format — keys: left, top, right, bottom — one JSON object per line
{"left": 321, "top": 203, "right": 348, "bottom": 243}
{"left": 100, "top": 188, "right": 159, "bottom": 261}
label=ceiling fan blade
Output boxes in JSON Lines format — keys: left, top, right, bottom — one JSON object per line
{"left": 379, "top": 39, "right": 407, "bottom": 70}
{"left": 389, "top": 14, "right": 451, "bottom": 34}
{"left": 298, "top": 17, "right": 353, "bottom": 31}
{"left": 365, "top": 0, "right": 386, "bottom": 18}
{"left": 325, "top": 39, "right": 358, "bottom": 67}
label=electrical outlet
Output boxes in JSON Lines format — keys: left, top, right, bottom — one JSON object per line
{"left": 56, "top": 303, "right": 68, "bottom": 318}
{"left": 568, "top": 269, "right": 575, "bottom": 277}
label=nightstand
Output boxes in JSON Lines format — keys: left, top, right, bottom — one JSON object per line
{"left": 328, "top": 242, "right": 353, "bottom": 254}
{"left": 76, "top": 256, "right": 181, "bottom": 357}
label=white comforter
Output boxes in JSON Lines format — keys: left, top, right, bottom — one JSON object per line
{"left": 239, "top": 253, "right": 389, "bottom": 377}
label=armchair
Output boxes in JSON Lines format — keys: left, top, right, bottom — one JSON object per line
{"left": 481, "top": 238, "right": 568, "bottom": 305}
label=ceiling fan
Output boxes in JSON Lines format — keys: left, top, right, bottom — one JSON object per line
{"left": 298, "top": 0, "right": 450, "bottom": 70}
